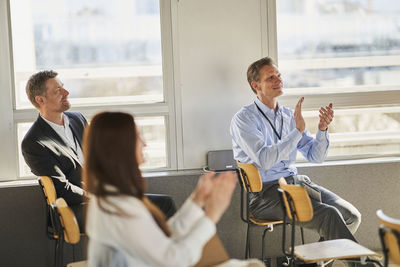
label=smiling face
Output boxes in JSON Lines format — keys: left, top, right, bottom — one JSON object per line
{"left": 36, "top": 77, "right": 70, "bottom": 114}
{"left": 251, "top": 64, "right": 283, "bottom": 101}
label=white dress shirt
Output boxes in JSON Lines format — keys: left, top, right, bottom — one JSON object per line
{"left": 230, "top": 98, "right": 329, "bottom": 183}
{"left": 87, "top": 194, "right": 216, "bottom": 267}
{"left": 41, "top": 113, "right": 84, "bottom": 164}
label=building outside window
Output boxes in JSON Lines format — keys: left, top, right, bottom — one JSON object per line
{"left": 276, "top": 0, "right": 400, "bottom": 160}
{"left": 10, "top": 0, "right": 172, "bottom": 177}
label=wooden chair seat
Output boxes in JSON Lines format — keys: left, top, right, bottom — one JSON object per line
{"left": 249, "top": 215, "right": 283, "bottom": 226}
{"left": 293, "top": 239, "right": 379, "bottom": 264}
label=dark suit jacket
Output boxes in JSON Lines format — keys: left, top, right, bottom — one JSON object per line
{"left": 22, "top": 112, "right": 87, "bottom": 206}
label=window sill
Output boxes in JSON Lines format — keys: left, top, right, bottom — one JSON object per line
{"left": 2, "top": 157, "right": 400, "bottom": 187}
{"left": 295, "top": 156, "right": 400, "bottom": 168}
{"left": 0, "top": 179, "right": 38, "bottom": 188}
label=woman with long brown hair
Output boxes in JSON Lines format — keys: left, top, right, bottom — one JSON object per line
{"left": 83, "top": 112, "right": 238, "bottom": 267}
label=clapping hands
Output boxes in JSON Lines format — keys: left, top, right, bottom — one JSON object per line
{"left": 318, "top": 103, "right": 334, "bottom": 131}
{"left": 294, "top": 97, "right": 305, "bottom": 133}
{"left": 191, "top": 171, "right": 237, "bottom": 223}
{"left": 295, "top": 97, "right": 334, "bottom": 132}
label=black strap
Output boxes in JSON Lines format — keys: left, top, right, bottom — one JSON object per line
{"left": 69, "top": 125, "right": 79, "bottom": 156}
{"left": 254, "top": 101, "right": 283, "bottom": 140}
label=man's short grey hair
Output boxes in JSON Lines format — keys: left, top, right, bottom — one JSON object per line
{"left": 247, "top": 57, "right": 276, "bottom": 94}
{"left": 25, "top": 70, "right": 58, "bottom": 109}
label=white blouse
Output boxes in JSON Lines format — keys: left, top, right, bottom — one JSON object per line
{"left": 87, "top": 194, "right": 216, "bottom": 267}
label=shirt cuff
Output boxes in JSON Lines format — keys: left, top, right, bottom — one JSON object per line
{"left": 186, "top": 216, "right": 216, "bottom": 247}
{"left": 180, "top": 198, "right": 205, "bottom": 220}
{"left": 183, "top": 216, "right": 216, "bottom": 266}
{"left": 71, "top": 184, "right": 85, "bottom": 196}
{"left": 167, "top": 198, "right": 205, "bottom": 231}
{"left": 316, "top": 129, "right": 329, "bottom": 142}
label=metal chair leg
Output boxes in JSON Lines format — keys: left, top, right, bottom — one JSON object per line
{"left": 245, "top": 224, "right": 250, "bottom": 259}
{"left": 54, "top": 239, "right": 59, "bottom": 267}
{"left": 300, "top": 227, "right": 305, "bottom": 244}
{"left": 55, "top": 237, "right": 63, "bottom": 267}
{"left": 59, "top": 240, "right": 64, "bottom": 267}
{"left": 261, "top": 228, "right": 269, "bottom": 262}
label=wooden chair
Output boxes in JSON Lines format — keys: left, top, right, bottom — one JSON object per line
{"left": 53, "top": 197, "right": 83, "bottom": 267}
{"left": 38, "top": 176, "right": 59, "bottom": 239}
{"left": 194, "top": 235, "right": 230, "bottom": 267}
{"left": 278, "top": 179, "right": 382, "bottom": 267}
{"left": 377, "top": 209, "right": 400, "bottom": 267}
{"left": 38, "top": 177, "right": 85, "bottom": 267}
{"left": 236, "top": 162, "right": 304, "bottom": 262}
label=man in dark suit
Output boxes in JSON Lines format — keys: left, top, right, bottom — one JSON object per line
{"left": 22, "top": 70, "right": 175, "bottom": 230}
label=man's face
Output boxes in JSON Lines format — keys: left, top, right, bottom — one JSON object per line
{"left": 251, "top": 65, "right": 283, "bottom": 99}
{"left": 37, "top": 77, "right": 70, "bottom": 113}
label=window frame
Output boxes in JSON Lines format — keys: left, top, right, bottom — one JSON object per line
{"left": 269, "top": 0, "right": 400, "bottom": 160}
{"left": 0, "top": 0, "right": 178, "bottom": 181}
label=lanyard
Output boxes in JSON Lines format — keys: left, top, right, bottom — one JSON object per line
{"left": 254, "top": 102, "right": 283, "bottom": 140}
{"left": 68, "top": 125, "right": 79, "bottom": 156}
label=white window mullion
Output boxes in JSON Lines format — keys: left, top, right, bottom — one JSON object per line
{"left": 266, "top": 0, "right": 278, "bottom": 61}
{"left": 0, "top": 0, "right": 18, "bottom": 181}
{"left": 160, "top": 0, "right": 177, "bottom": 170}
{"left": 169, "top": 0, "right": 184, "bottom": 170}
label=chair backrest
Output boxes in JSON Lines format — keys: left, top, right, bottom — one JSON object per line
{"left": 39, "top": 176, "right": 57, "bottom": 205}
{"left": 194, "top": 235, "right": 230, "bottom": 267}
{"left": 55, "top": 198, "right": 81, "bottom": 244}
{"left": 236, "top": 161, "right": 263, "bottom": 193}
{"left": 278, "top": 179, "right": 313, "bottom": 222}
{"left": 377, "top": 209, "right": 400, "bottom": 265}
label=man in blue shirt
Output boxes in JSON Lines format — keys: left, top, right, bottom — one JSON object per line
{"left": 230, "top": 57, "right": 361, "bottom": 242}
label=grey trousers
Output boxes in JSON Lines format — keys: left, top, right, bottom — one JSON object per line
{"left": 249, "top": 175, "right": 361, "bottom": 242}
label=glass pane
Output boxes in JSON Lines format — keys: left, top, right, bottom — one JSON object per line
{"left": 298, "top": 107, "right": 400, "bottom": 160}
{"left": 277, "top": 0, "right": 400, "bottom": 160}
{"left": 277, "top": 0, "right": 400, "bottom": 89}
{"left": 10, "top": 0, "right": 163, "bottom": 109}
{"left": 17, "top": 115, "right": 166, "bottom": 177}
{"left": 17, "top": 123, "right": 34, "bottom": 178}
{"left": 135, "top": 116, "right": 167, "bottom": 169}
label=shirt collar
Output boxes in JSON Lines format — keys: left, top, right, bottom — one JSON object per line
{"left": 40, "top": 113, "right": 69, "bottom": 130}
{"left": 255, "top": 98, "right": 282, "bottom": 117}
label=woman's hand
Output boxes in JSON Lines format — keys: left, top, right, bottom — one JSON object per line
{"left": 204, "top": 171, "right": 237, "bottom": 223}
{"left": 191, "top": 172, "right": 216, "bottom": 208}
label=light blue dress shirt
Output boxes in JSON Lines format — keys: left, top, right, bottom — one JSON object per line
{"left": 230, "top": 98, "right": 329, "bottom": 183}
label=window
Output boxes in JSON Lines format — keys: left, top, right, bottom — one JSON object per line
{"left": 5, "top": 0, "right": 175, "bottom": 179}
{"left": 11, "top": 0, "right": 164, "bottom": 110}
{"left": 276, "top": 0, "right": 400, "bottom": 160}
{"left": 16, "top": 116, "right": 167, "bottom": 177}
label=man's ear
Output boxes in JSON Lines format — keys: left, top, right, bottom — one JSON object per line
{"left": 35, "top": 95, "right": 45, "bottom": 106}
{"left": 251, "top": 81, "right": 259, "bottom": 92}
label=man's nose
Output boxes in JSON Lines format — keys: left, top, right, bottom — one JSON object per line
{"left": 63, "top": 88, "right": 69, "bottom": 96}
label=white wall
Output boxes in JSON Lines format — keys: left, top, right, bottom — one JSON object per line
{"left": 176, "top": 0, "right": 268, "bottom": 169}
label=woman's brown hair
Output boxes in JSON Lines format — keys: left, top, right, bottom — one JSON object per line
{"left": 83, "top": 112, "right": 171, "bottom": 236}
